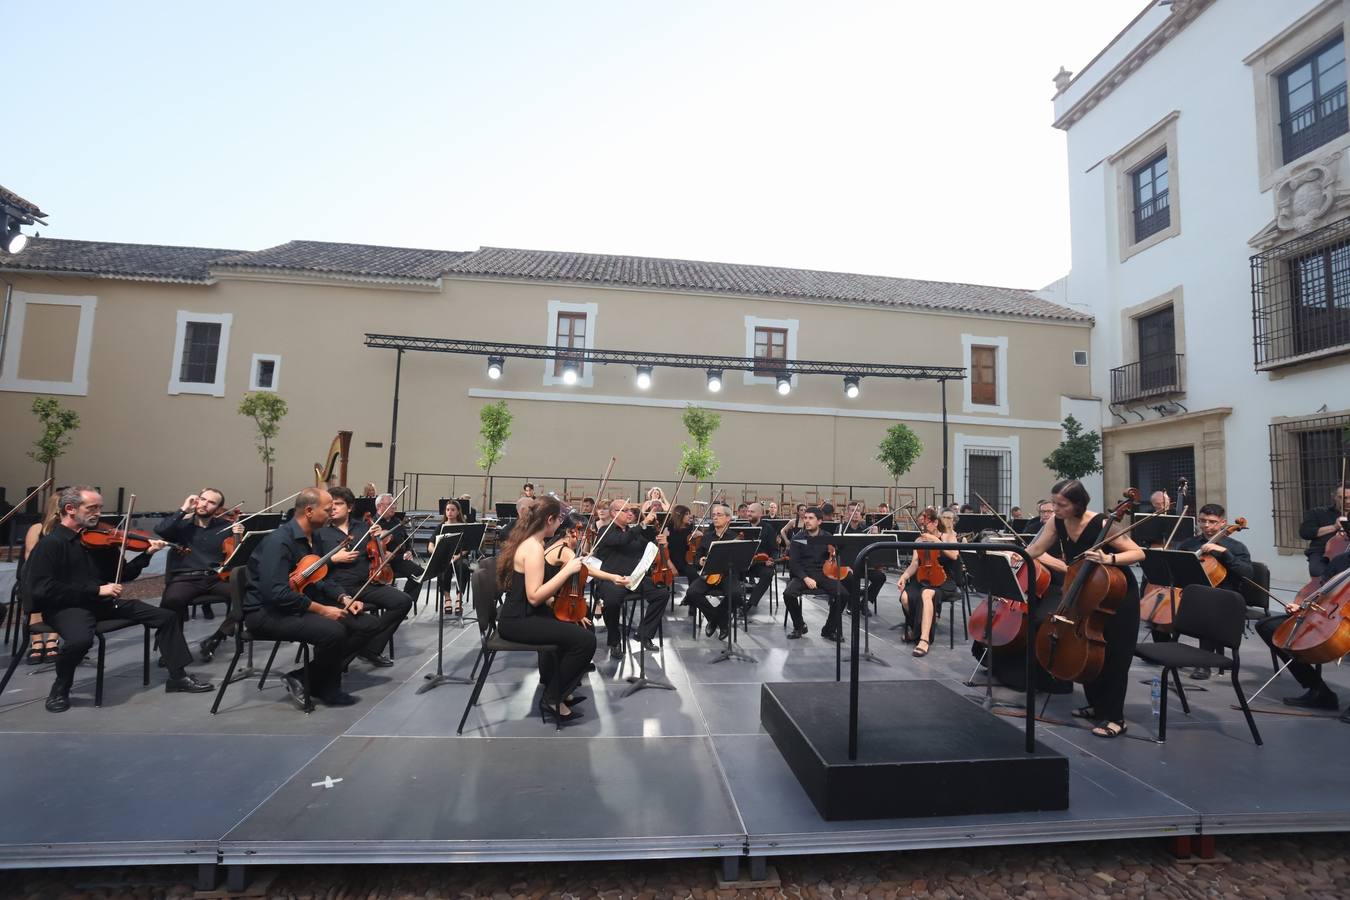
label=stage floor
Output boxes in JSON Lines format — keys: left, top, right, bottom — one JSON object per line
{"left": 2, "top": 577, "right": 1348, "bottom": 871}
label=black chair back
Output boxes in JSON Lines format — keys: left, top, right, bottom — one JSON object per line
{"left": 472, "top": 565, "right": 502, "bottom": 633}
{"left": 1237, "top": 561, "right": 1271, "bottom": 612}
{"left": 229, "top": 567, "right": 249, "bottom": 622}
{"left": 1175, "top": 585, "right": 1245, "bottom": 650}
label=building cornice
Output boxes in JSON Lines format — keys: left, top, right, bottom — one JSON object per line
{"left": 209, "top": 267, "right": 444, "bottom": 292}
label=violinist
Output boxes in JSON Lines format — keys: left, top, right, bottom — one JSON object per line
{"left": 373, "top": 493, "right": 423, "bottom": 599}
{"left": 895, "top": 508, "right": 958, "bottom": 658}
{"left": 766, "top": 501, "right": 780, "bottom": 518}
{"left": 641, "top": 487, "right": 669, "bottom": 516}
{"left": 542, "top": 511, "right": 628, "bottom": 623}
{"left": 437, "top": 498, "right": 473, "bottom": 614}
{"left": 743, "top": 502, "right": 778, "bottom": 610}
{"left": 841, "top": 501, "right": 887, "bottom": 614}
{"left": 521, "top": 482, "right": 536, "bottom": 501}
{"left": 663, "top": 504, "right": 700, "bottom": 591}
{"left": 156, "top": 489, "right": 244, "bottom": 632}
{"left": 317, "top": 486, "right": 412, "bottom": 668}
{"left": 1024, "top": 479, "right": 1145, "bottom": 739}
{"left": 24, "top": 486, "right": 213, "bottom": 713}
{"left": 580, "top": 497, "right": 596, "bottom": 517}
{"left": 1299, "top": 486, "right": 1349, "bottom": 578}
{"left": 243, "top": 488, "right": 384, "bottom": 708}
{"left": 593, "top": 499, "right": 669, "bottom": 660}
{"left": 1163, "top": 503, "right": 1253, "bottom": 680}
{"left": 783, "top": 507, "right": 849, "bottom": 641}
{"left": 683, "top": 504, "right": 744, "bottom": 641}
{"left": 779, "top": 504, "right": 808, "bottom": 546}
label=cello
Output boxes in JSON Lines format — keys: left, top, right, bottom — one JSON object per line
{"left": 1033, "top": 489, "right": 1140, "bottom": 684}
{"left": 1141, "top": 478, "right": 1190, "bottom": 630}
{"left": 1273, "top": 563, "right": 1350, "bottom": 665}
{"left": 823, "top": 503, "right": 863, "bottom": 581}
{"left": 966, "top": 491, "right": 1047, "bottom": 655}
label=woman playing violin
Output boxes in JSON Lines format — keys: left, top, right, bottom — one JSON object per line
{"left": 663, "top": 505, "right": 700, "bottom": 606}
{"left": 542, "top": 511, "right": 627, "bottom": 624}
{"left": 1024, "top": 479, "right": 1144, "bottom": 739}
{"left": 895, "top": 508, "right": 959, "bottom": 658}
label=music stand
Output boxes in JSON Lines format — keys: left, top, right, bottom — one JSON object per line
{"left": 494, "top": 502, "right": 518, "bottom": 520}
{"left": 832, "top": 534, "right": 890, "bottom": 668}
{"left": 352, "top": 498, "right": 378, "bottom": 521}
{"left": 221, "top": 530, "right": 274, "bottom": 683}
{"left": 702, "top": 539, "right": 758, "bottom": 664}
{"left": 1134, "top": 515, "right": 1195, "bottom": 548}
{"left": 953, "top": 514, "right": 1003, "bottom": 535}
{"left": 1139, "top": 548, "right": 1215, "bottom": 692}
{"left": 959, "top": 549, "right": 1026, "bottom": 710}
{"left": 416, "top": 533, "right": 470, "bottom": 694}
{"left": 435, "top": 523, "right": 486, "bottom": 627}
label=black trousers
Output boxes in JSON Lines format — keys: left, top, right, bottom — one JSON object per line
{"left": 46, "top": 600, "right": 192, "bottom": 684}
{"left": 353, "top": 583, "right": 412, "bottom": 655}
{"left": 390, "top": 557, "right": 422, "bottom": 599}
{"left": 848, "top": 569, "right": 886, "bottom": 609}
{"left": 1081, "top": 590, "right": 1140, "bottom": 725}
{"left": 439, "top": 558, "right": 471, "bottom": 594}
{"left": 745, "top": 562, "right": 775, "bottom": 607}
{"left": 160, "top": 574, "right": 232, "bottom": 622}
{"left": 783, "top": 575, "right": 847, "bottom": 632}
{"left": 497, "top": 613, "right": 597, "bottom": 705}
{"left": 1257, "top": 614, "right": 1332, "bottom": 695}
{"left": 243, "top": 608, "right": 382, "bottom": 697}
{"left": 1308, "top": 554, "right": 1328, "bottom": 579}
{"left": 597, "top": 577, "right": 668, "bottom": 644}
{"left": 684, "top": 575, "right": 744, "bottom": 628}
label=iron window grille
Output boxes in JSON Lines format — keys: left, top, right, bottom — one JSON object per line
{"left": 1128, "top": 447, "right": 1195, "bottom": 514}
{"left": 1268, "top": 412, "right": 1350, "bottom": 550}
{"left": 179, "top": 321, "right": 222, "bottom": 384}
{"left": 964, "top": 449, "right": 1011, "bottom": 513}
{"left": 1279, "top": 36, "right": 1349, "bottom": 165}
{"left": 255, "top": 359, "right": 276, "bottom": 389}
{"left": 1251, "top": 215, "right": 1350, "bottom": 368}
{"left": 1110, "top": 354, "right": 1184, "bottom": 405}
{"left": 1131, "top": 152, "right": 1171, "bottom": 243}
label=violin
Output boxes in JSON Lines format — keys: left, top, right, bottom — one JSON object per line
{"left": 1033, "top": 488, "right": 1140, "bottom": 684}
{"left": 547, "top": 527, "right": 591, "bottom": 623}
{"left": 915, "top": 546, "right": 945, "bottom": 587}
{"left": 289, "top": 533, "right": 354, "bottom": 593}
{"left": 1273, "top": 563, "right": 1350, "bottom": 665}
{"left": 81, "top": 525, "right": 187, "bottom": 556}
{"left": 217, "top": 503, "right": 248, "bottom": 581}
{"left": 361, "top": 513, "right": 397, "bottom": 585}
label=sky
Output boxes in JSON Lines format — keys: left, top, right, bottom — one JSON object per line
{"left": 6, "top": 0, "right": 1146, "bottom": 290}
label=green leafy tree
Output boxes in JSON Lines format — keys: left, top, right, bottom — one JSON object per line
{"left": 876, "top": 423, "right": 923, "bottom": 508}
{"left": 239, "top": 392, "right": 289, "bottom": 505}
{"left": 28, "top": 397, "right": 80, "bottom": 498}
{"left": 1043, "top": 414, "right": 1103, "bottom": 480}
{"left": 477, "top": 400, "right": 513, "bottom": 513}
{"left": 680, "top": 406, "right": 722, "bottom": 503}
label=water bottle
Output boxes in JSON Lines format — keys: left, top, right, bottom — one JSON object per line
{"left": 1150, "top": 675, "right": 1162, "bottom": 717}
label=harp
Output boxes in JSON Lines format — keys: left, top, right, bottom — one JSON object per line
{"left": 315, "top": 430, "right": 353, "bottom": 487}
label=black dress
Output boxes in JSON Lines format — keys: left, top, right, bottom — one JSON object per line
{"left": 496, "top": 569, "right": 596, "bottom": 706}
{"left": 975, "top": 545, "right": 1073, "bottom": 694}
{"left": 1054, "top": 514, "right": 1139, "bottom": 724}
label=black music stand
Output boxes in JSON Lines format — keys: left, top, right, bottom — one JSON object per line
{"left": 830, "top": 534, "right": 890, "bottom": 669}
{"left": 621, "top": 565, "right": 679, "bottom": 698}
{"left": 702, "top": 539, "right": 758, "bottom": 664}
{"left": 1138, "top": 548, "right": 1213, "bottom": 692}
{"left": 220, "top": 530, "right": 274, "bottom": 683}
{"left": 352, "top": 498, "right": 377, "bottom": 521}
{"left": 884, "top": 531, "right": 923, "bottom": 632}
{"left": 416, "top": 533, "right": 469, "bottom": 694}
{"left": 959, "top": 549, "right": 1026, "bottom": 710}
{"left": 1133, "top": 515, "right": 1195, "bottom": 548}
{"left": 494, "top": 502, "right": 518, "bottom": 520}
{"left": 436, "top": 523, "right": 486, "bottom": 629}
{"left": 953, "top": 514, "right": 1003, "bottom": 535}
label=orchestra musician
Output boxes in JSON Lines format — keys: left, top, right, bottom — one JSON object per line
{"left": 373, "top": 494, "right": 423, "bottom": 599}
{"left": 436, "top": 497, "right": 473, "bottom": 615}
{"left": 1257, "top": 544, "right": 1348, "bottom": 720}
{"left": 783, "top": 507, "right": 848, "bottom": 641}
{"left": 521, "top": 482, "right": 536, "bottom": 501}
{"left": 662, "top": 505, "right": 701, "bottom": 603}
{"left": 743, "top": 502, "right": 778, "bottom": 610}
{"left": 580, "top": 497, "right": 596, "bottom": 516}
{"left": 841, "top": 500, "right": 887, "bottom": 614}
{"left": 895, "top": 508, "right": 958, "bottom": 658}
{"left": 317, "top": 486, "right": 413, "bottom": 668}
{"left": 20, "top": 491, "right": 62, "bottom": 663}
{"left": 1024, "top": 479, "right": 1145, "bottom": 739}
{"left": 593, "top": 499, "right": 669, "bottom": 659}
{"left": 243, "top": 488, "right": 384, "bottom": 708}
{"left": 1162, "top": 503, "right": 1253, "bottom": 680}
{"left": 156, "top": 490, "right": 244, "bottom": 636}
{"left": 779, "top": 504, "right": 808, "bottom": 547}
{"left": 641, "top": 487, "right": 669, "bottom": 516}
{"left": 766, "top": 501, "right": 780, "bottom": 518}
{"left": 1299, "top": 486, "right": 1349, "bottom": 578}
{"left": 455, "top": 493, "right": 477, "bottom": 523}
{"left": 25, "top": 485, "right": 213, "bottom": 713}
{"left": 1130, "top": 490, "right": 1175, "bottom": 549}
{"left": 682, "top": 504, "right": 744, "bottom": 641}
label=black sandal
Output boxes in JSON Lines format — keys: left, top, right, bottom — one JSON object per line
{"left": 1071, "top": 706, "right": 1098, "bottom": 721}
{"left": 43, "top": 638, "right": 59, "bottom": 659}
{"left": 912, "top": 640, "right": 930, "bottom": 658}
{"left": 26, "top": 642, "right": 44, "bottom": 666}
{"left": 1091, "top": 721, "right": 1127, "bottom": 739}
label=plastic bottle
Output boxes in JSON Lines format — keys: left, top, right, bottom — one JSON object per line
{"left": 1150, "top": 675, "right": 1162, "bottom": 717}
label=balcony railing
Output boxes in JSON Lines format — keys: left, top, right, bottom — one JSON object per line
{"left": 1110, "top": 353, "right": 1184, "bottom": 405}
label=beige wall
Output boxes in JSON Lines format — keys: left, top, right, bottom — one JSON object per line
{"left": 0, "top": 271, "right": 1091, "bottom": 514}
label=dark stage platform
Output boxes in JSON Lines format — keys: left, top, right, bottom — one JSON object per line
{"left": 3, "top": 576, "right": 1350, "bottom": 877}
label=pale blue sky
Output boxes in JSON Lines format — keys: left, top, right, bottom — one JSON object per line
{"left": 6, "top": 0, "right": 1143, "bottom": 288}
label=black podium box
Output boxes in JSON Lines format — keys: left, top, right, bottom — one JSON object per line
{"left": 760, "top": 680, "right": 1069, "bottom": 821}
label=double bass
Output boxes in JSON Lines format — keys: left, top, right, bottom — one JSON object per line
{"left": 1033, "top": 489, "right": 1140, "bottom": 684}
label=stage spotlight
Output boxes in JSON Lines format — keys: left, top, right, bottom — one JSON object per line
{"left": 486, "top": 355, "right": 504, "bottom": 380}
{"left": 706, "top": 369, "right": 723, "bottom": 393}
{"left": 635, "top": 365, "right": 653, "bottom": 389}
{"left": 776, "top": 373, "right": 792, "bottom": 396}
{"left": 562, "top": 360, "right": 579, "bottom": 385}
{"left": 844, "top": 376, "right": 860, "bottom": 399}
{"left": 2, "top": 219, "right": 27, "bottom": 255}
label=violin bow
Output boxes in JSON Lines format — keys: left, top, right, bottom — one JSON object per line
{"left": 971, "top": 489, "right": 1027, "bottom": 547}
{"left": 352, "top": 512, "right": 435, "bottom": 600}
{"left": 1072, "top": 511, "right": 1163, "bottom": 562}
{"left": 113, "top": 494, "right": 136, "bottom": 588}
{"left": 657, "top": 466, "right": 690, "bottom": 535}
{"left": 1161, "top": 478, "right": 1189, "bottom": 549}
{"left": 575, "top": 456, "right": 617, "bottom": 556}
{"left": 0, "top": 477, "right": 54, "bottom": 532}
{"left": 217, "top": 490, "right": 303, "bottom": 533}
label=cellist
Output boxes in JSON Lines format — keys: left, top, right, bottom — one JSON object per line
{"left": 1256, "top": 543, "right": 1348, "bottom": 719}
{"left": 1024, "top": 479, "right": 1144, "bottom": 739}
{"left": 1299, "top": 485, "right": 1349, "bottom": 578}
{"left": 1167, "top": 503, "right": 1253, "bottom": 681}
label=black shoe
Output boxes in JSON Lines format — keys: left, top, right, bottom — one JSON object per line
{"left": 565, "top": 694, "right": 588, "bottom": 706}
{"left": 157, "top": 657, "right": 166, "bottom": 668}
{"left": 640, "top": 640, "right": 660, "bottom": 653}
{"left": 1283, "top": 689, "right": 1339, "bottom": 710}
{"left": 359, "top": 652, "right": 394, "bottom": 668}
{"left": 165, "top": 673, "right": 213, "bottom": 693}
{"left": 200, "top": 605, "right": 215, "bottom": 620}
{"left": 704, "top": 621, "right": 718, "bottom": 637}
{"left": 315, "top": 691, "right": 359, "bottom": 707}
{"left": 281, "top": 674, "right": 308, "bottom": 709}
{"left": 199, "top": 635, "right": 223, "bottom": 662}
{"left": 541, "top": 701, "right": 583, "bottom": 724}
{"left": 716, "top": 628, "right": 729, "bottom": 642}
{"left": 820, "top": 629, "right": 842, "bottom": 643}
{"left": 1189, "top": 667, "right": 1211, "bottom": 681}
{"left": 609, "top": 645, "right": 623, "bottom": 660}
{"left": 787, "top": 628, "right": 803, "bottom": 640}
{"left": 45, "top": 683, "right": 71, "bottom": 713}
{"left": 585, "top": 662, "right": 597, "bottom": 673}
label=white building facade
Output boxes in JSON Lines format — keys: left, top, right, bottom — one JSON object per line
{"left": 1056, "top": 0, "right": 1350, "bottom": 588}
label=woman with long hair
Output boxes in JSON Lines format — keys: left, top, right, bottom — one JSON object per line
{"left": 20, "top": 491, "right": 64, "bottom": 662}
{"left": 437, "top": 499, "right": 471, "bottom": 615}
{"left": 894, "top": 507, "right": 960, "bottom": 657}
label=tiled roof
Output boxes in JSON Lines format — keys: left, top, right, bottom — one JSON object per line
{"left": 446, "top": 247, "right": 1091, "bottom": 322}
{"left": 210, "top": 240, "right": 470, "bottom": 280}
{"left": 0, "top": 185, "right": 47, "bottom": 219}
{"left": 0, "top": 238, "right": 239, "bottom": 283}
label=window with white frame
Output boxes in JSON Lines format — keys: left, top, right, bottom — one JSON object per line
{"left": 960, "top": 333, "right": 1008, "bottom": 415}
{"left": 743, "top": 315, "right": 798, "bottom": 386}
{"left": 1109, "top": 111, "right": 1181, "bottom": 261}
{"left": 543, "top": 300, "right": 597, "bottom": 387}
{"left": 954, "top": 433, "right": 1020, "bottom": 514}
{"left": 168, "top": 311, "right": 232, "bottom": 396}
{"left": 250, "top": 354, "right": 281, "bottom": 391}
{"left": 0, "top": 291, "right": 98, "bottom": 396}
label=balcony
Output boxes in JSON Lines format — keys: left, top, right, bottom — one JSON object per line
{"left": 1110, "top": 353, "right": 1184, "bottom": 405}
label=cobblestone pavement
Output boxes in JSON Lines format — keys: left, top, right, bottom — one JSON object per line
{"left": 4, "top": 833, "right": 1347, "bottom": 900}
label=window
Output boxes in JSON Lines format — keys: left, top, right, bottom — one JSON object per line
{"left": 1136, "top": 306, "right": 1179, "bottom": 393}
{"left": 1280, "top": 36, "right": 1348, "bottom": 165}
{"left": 1290, "top": 241, "right": 1350, "bottom": 355}
{"left": 964, "top": 450, "right": 1009, "bottom": 512}
{"left": 250, "top": 354, "right": 281, "bottom": 391}
{"left": 1251, "top": 216, "right": 1350, "bottom": 368}
{"left": 1128, "top": 447, "right": 1195, "bottom": 513}
{"left": 1073, "top": 350, "right": 1089, "bottom": 366}
{"left": 970, "top": 346, "right": 997, "bottom": 405}
{"left": 754, "top": 326, "right": 788, "bottom": 374}
{"left": 1131, "top": 152, "right": 1170, "bottom": 243}
{"left": 168, "top": 311, "right": 232, "bottom": 397}
{"left": 543, "top": 301, "right": 597, "bottom": 387}
{"left": 1269, "top": 412, "right": 1350, "bottom": 550}
{"left": 0, "top": 291, "right": 97, "bottom": 396}
{"left": 553, "top": 311, "right": 587, "bottom": 377}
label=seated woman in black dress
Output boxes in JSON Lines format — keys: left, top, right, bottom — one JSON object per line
{"left": 895, "top": 508, "right": 960, "bottom": 658}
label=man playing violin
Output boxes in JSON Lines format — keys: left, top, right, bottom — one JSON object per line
{"left": 156, "top": 489, "right": 245, "bottom": 657}
{"left": 1172, "top": 503, "right": 1252, "bottom": 680}
{"left": 743, "top": 502, "right": 778, "bottom": 610}
{"left": 683, "top": 504, "right": 744, "bottom": 641}
{"left": 593, "top": 499, "right": 669, "bottom": 659}
{"left": 318, "top": 486, "right": 413, "bottom": 668}
{"left": 244, "top": 488, "right": 384, "bottom": 708}
{"left": 373, "top": 493, "right": 423, "bottom": 600}
{"left": 25, "top": 486, "right": 213, "bottom": 713}
{"left": 1299, "top": 486, "right": 1349, "bottom": 578}
{"left": 783, "top": 507, "right": 849, "bottom": 641}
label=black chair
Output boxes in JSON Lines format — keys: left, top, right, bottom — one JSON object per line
{"left": 456, "top": 565, "right": 558, "bottom": 734}
{"left": 1237, "top": 561, "right": 1280, "bottom": 671}
{"left": 0, "top": 601, "right": 150, "bottom": 709}
{"left": 210, "top": 568, "right": 313, "bottom": 714}
{"left": 1133, "top": 585, "right": 1262, "bottom": 745}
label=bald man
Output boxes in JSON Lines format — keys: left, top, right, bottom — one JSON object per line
{"left": 593, "top": 500, "right": 669, "bottom": 659}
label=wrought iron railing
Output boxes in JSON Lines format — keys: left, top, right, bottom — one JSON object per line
{"left": 1281, "top": 82, "right": 1348, "bottom": 163}
{"left": 1269, "top": 413, "right": 1350, "bottom": 551}
{"left": 1110, "top": 353, "right": 1184, "bottom": 405}
{"left": 1251, "top": 216, "right": 1350, "bottom": 369}
{"left": 1133, "top": 189, "right": 1170, "bottom": 242}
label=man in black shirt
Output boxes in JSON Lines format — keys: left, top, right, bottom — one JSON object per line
{"left": 318, "top": 486, "right": 412, "bottom": 668}
{"left": 156, "top": 489, "right": 244, "bottom": 635}
{"left": 25, "top": 486, "right": 213, "bottom": 712}
{"left": 683, "top": 504, "right": 742, "bottom": 641}
{"left": 1174, "top": 503, "right": 1253, "bottom": 680}
{"left": 1299, "top": 486, "right": 1349, "bottom": 578}
{"left": 842, "top": 501, "right": 887, "bottom": 613}
{"left": 244, "top": 488, "right": 383, "bottom": 707}
{"left": 1258, "top": 543, "right": 1347, "bottom": 719}
{"left": 594, "top": 499, "right": 669, "bottom": 659}
{"left": 374, "top": 493, "right": 423, "bottom": 599}
{"left": 743, "top": 503, "right": 778, "bottom": 610}
{"left": 783, "top": 507, "right": 848, "bottom": 641}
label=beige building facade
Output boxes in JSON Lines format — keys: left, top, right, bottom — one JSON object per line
{"left": 1, "top": 239, "right": 1092, "bottom": 516}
